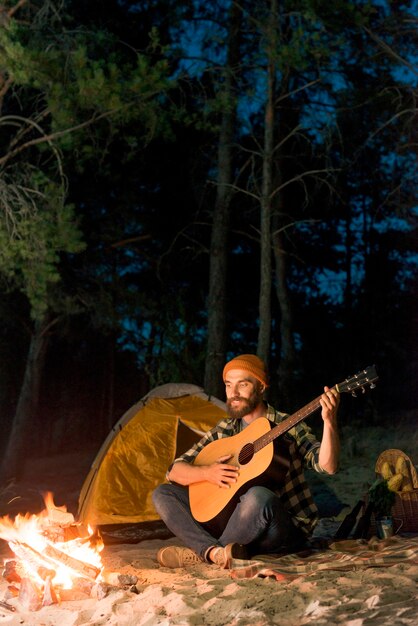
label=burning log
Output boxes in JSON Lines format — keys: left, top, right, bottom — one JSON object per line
{"left": 8, "top": 542, "right": 49, "bottom": 579}
{"left": 58, "top": 587, "right": 92, "bottom": 602}
{"left": 2, "top": 560, "right": 21, "bottom": 584}
{"left": 37, "top": 499, "right": 77, "bottom": 542}
{"left": 67, "top": 576, "right": 96, "bottom": 599}
{"left": 72, "top": 577, "right": 95, "bottom": 595}
{"left": 37, "top": 566, "right": 57, "bottom": 581}
{"left": 42, "top": 576, "right": 58, "bottom": 607}
{"left": 43, "top": 543, "right": 101, "bottom": 580}
{"left": 43, "top": 507, "right": 74, "bottom": 527}
{"left": 10, "top": 540, "right": 101, "bottom": 581}
{"left": 18, "top": 577, "right": 42, "bottom": 612}
{"left": 5, "top": 585, "right": 19, "bottom": 598}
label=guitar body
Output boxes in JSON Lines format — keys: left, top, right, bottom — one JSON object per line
{"left": 189, "top": 417, "right": 284, "bottom": 528}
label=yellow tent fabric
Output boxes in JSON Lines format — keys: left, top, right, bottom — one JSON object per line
{"left": 78, "top": 384, "right": 226, "bottom": 527}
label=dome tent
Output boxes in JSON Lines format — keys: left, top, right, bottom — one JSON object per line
{"left": 78, "top": 383, "right": 226, "bottom": 531}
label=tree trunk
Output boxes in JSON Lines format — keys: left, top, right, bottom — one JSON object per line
{"left": 204, "top": 1, "right": 242, "bottom": 398}
{"left": 257, "top": 0, "right": 277, "bottom": 366}
{"left": 0, "top": 314, "right": 51, "bottom": 481}
{"left": 271, "top": 66, "right": 297, "bottom": 407}
{"left": 272, "top": 225, "right": 297, "bottom": 408}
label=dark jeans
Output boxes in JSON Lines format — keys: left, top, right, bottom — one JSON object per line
{"left": 152, "top": 482, "right": 306, "bottom": 561}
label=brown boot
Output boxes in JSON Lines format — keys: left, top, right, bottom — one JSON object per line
{"left": 157, "top": 545, "right": 202, "bottom": 568}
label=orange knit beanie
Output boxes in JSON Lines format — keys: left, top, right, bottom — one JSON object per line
{"left": 222, "top": 354, "right": 269, "bottom": 387}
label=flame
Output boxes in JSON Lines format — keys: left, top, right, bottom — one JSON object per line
{"left": 0, "top": 493, "right": 103, "bottom": 589}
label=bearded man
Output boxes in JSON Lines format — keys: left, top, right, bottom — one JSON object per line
{"left": 152, "top": 354, "right": 340, "bottom": 569}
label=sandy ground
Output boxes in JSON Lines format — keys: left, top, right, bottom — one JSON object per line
{"left": 0, "top": 532, "right": 417, "bottom": 626}
{"left": 0, "top": 419, "right": 417, "bottom": 625}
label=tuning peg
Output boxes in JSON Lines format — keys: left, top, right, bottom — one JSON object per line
{"left": 361, "top": 387, "right": 366, "bottom": 394}
{"left": 369, "top": 383, "right": 376, "bottom": 389}
{"left": 351, "top": 390, "right": 357, "bottom": 397}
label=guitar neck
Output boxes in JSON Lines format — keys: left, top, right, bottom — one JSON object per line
{"left": 251, "top": 365, "right": 378, "bottom": 453}
{"left": 254, "top": 387, "right": 335, "bottom": 452}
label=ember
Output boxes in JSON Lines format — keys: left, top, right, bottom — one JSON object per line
{"left": 0, "top": 493, "right": 107, "bottom": 611}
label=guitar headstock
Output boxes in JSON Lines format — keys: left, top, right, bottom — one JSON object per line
{"left": 336, "top": 365, "right": 379, "bottom": 396}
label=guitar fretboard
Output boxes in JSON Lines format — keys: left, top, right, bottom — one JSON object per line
{"left": 253, "top": 389, "right": 334, "bottom": 453}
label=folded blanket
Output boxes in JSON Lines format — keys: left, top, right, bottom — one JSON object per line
{"left": 230, "top": 535, "right": 418, "bottom": 581}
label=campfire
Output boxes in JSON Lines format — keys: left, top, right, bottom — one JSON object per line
{"left": 0, "top": 493, "right": 137, "bottom": 612}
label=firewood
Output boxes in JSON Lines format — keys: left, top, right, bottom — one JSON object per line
{"left": 42, "top": 576, "right": 58, "bottom": 607}
{"left": 2, "top": 560, "right": 21, "bottom": 583}
{"left": 44, "top": 508, "right": 75, "bottom": 526}
{"left": 64, "top": 524, "right": 87, "bottom": 541}
{"left": 10, "top": 541, "right": 51, "bottom": 575}
{"left": 58, "top": 588, "right": 91, "bottom": 602}
{"left": 18, "top": 577, "right": 42, "bottom": 611}
{"left": 56, "top": 577, "right": 95, "bottom": 601}
{"left": 42, "top": 526, "right": 65, "bottom": 542}
{"left": 72, "top": 577, "right": 94, "bottom": 595}
{"left": 43, "top": 544, "right": 101, "bottom": 580}
{"left": 6, "top": 585, "right": 19, "bottom": 598}
{"left": 37, "top": 566, "right": 56, "bottom": 581}
{"left": 62, "top": 522, "right": 92, "bottom": 541}
{"left": 10, "top": 540, "right": 100, "bottom": 581}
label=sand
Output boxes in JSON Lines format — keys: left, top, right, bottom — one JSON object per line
{"left": 0, "top": 533, "right": 417, "bottom": 626}
{"left": 0, "top": 419, "right": 417, "bottom": 625}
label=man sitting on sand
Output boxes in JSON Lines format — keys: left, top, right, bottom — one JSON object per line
{"left": 152, "top": 354, "right": 340, "bottom": 569}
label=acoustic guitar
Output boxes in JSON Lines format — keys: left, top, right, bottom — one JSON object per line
{"left": 189, "top": 365, "right": 378, "bottom": 531}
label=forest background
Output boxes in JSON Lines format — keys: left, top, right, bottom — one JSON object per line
{"left": 0, "top": 0, "right": 416, "bottom": 483}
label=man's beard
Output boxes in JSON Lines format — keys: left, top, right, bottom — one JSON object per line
{"left": 226, "top": 388, "right": 263, "bottom": 419}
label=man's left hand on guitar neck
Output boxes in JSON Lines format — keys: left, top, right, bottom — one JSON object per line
{"left": 318, "top": 386, "right": 340, "bottom": 475}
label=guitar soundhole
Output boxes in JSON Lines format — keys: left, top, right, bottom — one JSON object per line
{"left": 238, "top": 443, "right": 255, "bottom": 465}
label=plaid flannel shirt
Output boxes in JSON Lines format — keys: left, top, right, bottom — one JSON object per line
{"left": 171, "top": 404, "right": 326, "bottom": 536}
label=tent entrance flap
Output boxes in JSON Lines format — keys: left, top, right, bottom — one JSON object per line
{"left": 175, "top": 420, "right": 203, "bottom": 457}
